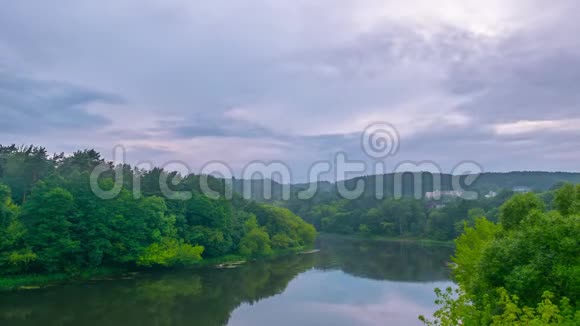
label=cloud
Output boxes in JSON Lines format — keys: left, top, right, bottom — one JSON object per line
{"left": 0, "top": 1, "right": 579, "bottom": 176}
{"left": 494, "top": 119, "right": 580, "bottom": 135}
{"left": 0, "top": 71, "right": 123, "bottom": 134}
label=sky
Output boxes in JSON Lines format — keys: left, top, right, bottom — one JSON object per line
{"left": 1, "top": 0, "right": 579, "bottom": 180}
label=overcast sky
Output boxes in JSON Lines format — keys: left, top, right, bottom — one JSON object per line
{"left": 1, "top": 0, "right": 579, "bottom": 179}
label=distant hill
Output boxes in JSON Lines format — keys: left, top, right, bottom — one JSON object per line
{"left": 231, "top": 172, "right": 580, "bottom": 202}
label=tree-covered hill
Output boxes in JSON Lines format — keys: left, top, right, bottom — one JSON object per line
{"left": 0, "top": 145, "right": 316, "bottom": 280}
{"left": 232, "top": 172, "right": 580, "bottom": 203}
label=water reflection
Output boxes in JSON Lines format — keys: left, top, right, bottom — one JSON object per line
{"left": 0, "top": 236, "right": 453, "bottom": 326}
{"left": 315, "top": 236, "right": 452, "bottom": 282}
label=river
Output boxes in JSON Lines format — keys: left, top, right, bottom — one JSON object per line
{"left": 0, "top": 236, "right": 454, "bottom": 326}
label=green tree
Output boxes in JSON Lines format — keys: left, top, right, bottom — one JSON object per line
{"left": 554, "top": 184, "right": 580, "bottom": 217}
{"left": 423, "top": 187, "right": 580, "bottom": 325}
{"left": 271, "top": 233, "right": 294, "bottom": 249}
{"left": 358, "top": 224, "right": 371, "bottom": 235}
{"left": 0, "top": 183, "right": 31, "bottom": 274}
{"left": 0, "top": 144, "right": 318, "bottom": 279}
{"left": 452, "top": 217, "right": 500, "bottom": 301}
{"left": 138, "top": 238, "right": 203, "bottom": 267}
{"left": 0, "top": 184, "right": 23, "bottom": 252}
{"left": 499, "top": 192, "right": 545, "bottom": 230}
{"left": 22, "top": 185, "right": 80, "bottom": 273}
{"left": 239, "top": 215, "right": 272, "bottom": 256}
{"left": 0, "top": 145, "right": 53, "bottom": 203}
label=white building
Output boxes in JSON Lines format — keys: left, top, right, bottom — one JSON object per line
{"left": 485, "top": 191, "right": 497, "bottom": 198}
{"left": 425, "top": 190, "right": 464, "bottom": 200}
{"left": 513, "top": 186, "right": 531, "bottom": 193}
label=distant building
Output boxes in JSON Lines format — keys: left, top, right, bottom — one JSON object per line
{"left": 425, "top": 190, "right": 463, "bottom": 200}
{"left": 484, "top": 191, "right": 497, "bottom": 198}
{"left": 425, "top": 202, "right": 447, "bottom": 210}
{"left": 513, "top": 186, "right": 531, "bottom": 193}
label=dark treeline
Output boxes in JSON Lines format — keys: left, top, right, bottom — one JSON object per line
{"left": 286, "top": 184, "right": 574, "bottom": 242}
{"left": 285, "top": 189, "right": 517, "bottom": 241}
{"left": 233, "top": 171, "right": 580, "bottom": 241}
{"left": 234, "top": 171, "right": 580, "bottom": 203}
{"left": 0, "top": 145, "right": 316, "bottom": 278}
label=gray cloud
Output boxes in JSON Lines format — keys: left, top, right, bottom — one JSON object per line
{"left": 0, "top": 0, "right": 579, "bottom": 177}
{"left": 161, "top": 117, "right": 277, "bottom": 139}
{"left": 0, "top": 71, "right": 123, "bottom": 134}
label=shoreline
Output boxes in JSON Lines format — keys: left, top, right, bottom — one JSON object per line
{"left": 317, "top": 232, "right": 455, "bottom": 247}
{"left": 0, "top": 235, "right": 451, "bottom": 292}
{"left": 0, "top": 246, "right": 312, "bottom": 292}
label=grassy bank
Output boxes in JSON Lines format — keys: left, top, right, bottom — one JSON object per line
{"left": 2, "top": 235, "right": 450, "bottom": 292}
{"left": 317, "top": 232, "right": 455, "bottom": 247}
{"left": 0, "top": 246, "right": 314, "bottom": 292}
{"left": 0, "top": 267, "right": 127, "bottom": 292}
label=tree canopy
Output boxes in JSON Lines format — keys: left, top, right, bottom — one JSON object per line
{"left": 0, "top": 145, "right": 316, "bottom": 276}
{"left": 421, "top": 185, "right": 580, "bottom": 325}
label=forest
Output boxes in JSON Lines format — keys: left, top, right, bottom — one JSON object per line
{"left": 237, "top": 172, "right": 580, "bottom": 242}
{"left": 1, "top": 144, "right": 573, "bottom": 278}
{"left": 1, "top": 144, "right": 578, "bottom": 324}
{"left": 421, "top": 184, "right": 580, "bottom": 325}
{"left": 0, "top": 145, "right": 316, "bottom": 282}
{"left": 283, "top": 186, "right": 555, "bottom": 242}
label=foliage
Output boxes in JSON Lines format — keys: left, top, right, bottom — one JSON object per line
{"left": 0, "top": 145, "right": 316, "bottom": 278}
{"left": 358, "top": 224, "right": 370, "bottom": 235}
{"left": 21, "top": 186, "right": 81, "bottom": 273}
{"left": 239, "top": 216, "right": 272, "bottom": 256}
{"left": 554, "top": 184, "right": 580, "bottom": 217}
{"left": 286, "top": 190, "right": 512, "bottom": 242}
{"left": 420, "top": 287, "right": 580, "bottom": 326}
{"left": 421, "top": 184, "right": 580, "bottom": 325}
{"left": 137, "top": 238, "right": 204, "bottom": 267}
{"left": 452, "top": 217, "right": 500, "bottom": 298}
{"left": 271, "top": 233, "right": 294, "bottom": 249}
{"left": 0, "top": 183, "right": 26, "bottom": 273}
{"left": 499, "top": 192, "right": 545, "bottom": 230}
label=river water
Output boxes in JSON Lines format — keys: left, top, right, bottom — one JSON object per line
{"left": 0, "top": 236, "right": 454, "bottom": 326}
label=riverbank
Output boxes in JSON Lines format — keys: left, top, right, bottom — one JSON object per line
{"left": 0, "top": 246, "right": 313, "bottom": 292}
{"left": 0, "top": 235, "right": 451, "bottom": 292}
{"left": 0, "top": 236, "right": 454, "bottom": 326}
{"left": 317, "top": 232, "right": 455, "bottom": 247}
{"left": 0, "top": 267, "right": 128, "bottom": 292}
